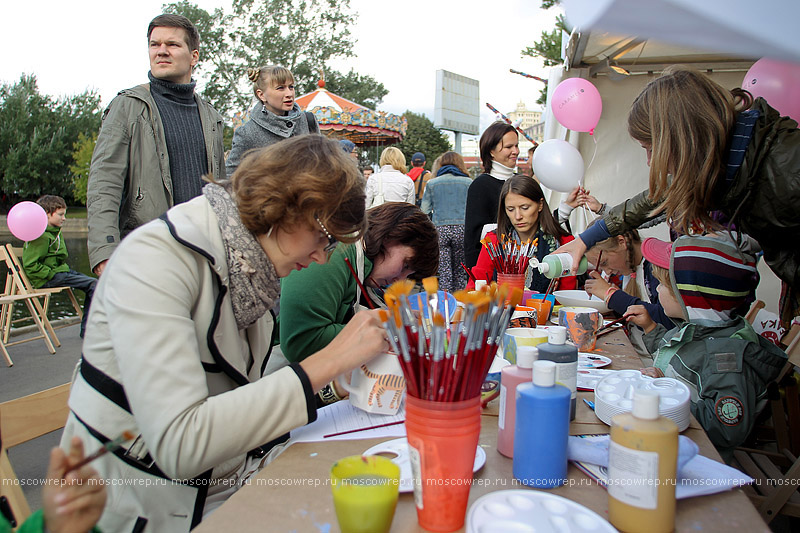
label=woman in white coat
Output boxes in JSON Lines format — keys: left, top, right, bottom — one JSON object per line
{"left": 60, "top": 135, "right": 389, "bottom": 531}
{"left": 365, "top": 146, "right": 415, "bottom": 207}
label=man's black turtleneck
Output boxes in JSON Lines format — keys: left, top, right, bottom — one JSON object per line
{"left": 148, "top": 72, "right": 208, "bottom": 205}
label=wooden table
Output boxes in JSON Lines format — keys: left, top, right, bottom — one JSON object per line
{"left": 196, "top": 330, "right": 769, "bottom": 532}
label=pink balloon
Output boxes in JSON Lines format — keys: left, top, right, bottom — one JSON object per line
{"left": 742, "top": 58, "right": 800, "bottom": 124}
{"left": 7, "top": 201, "right": 48, "bottom": 242}
{"left": 551, "top": 78, "right": 603, "bottom": 134}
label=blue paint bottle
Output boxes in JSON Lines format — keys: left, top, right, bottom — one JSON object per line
{"left": 513, "top": 360, "right": 571, "bottom": 488}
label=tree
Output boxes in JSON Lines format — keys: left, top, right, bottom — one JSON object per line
{"left": 163, "top": 0, "right": 387, "bottom": 116}
{"left": 393, "top": 112, "right": 452, "bottom": 171}
{"left": 70, "top": 132, "right": 97, "bottom": 205}
{"left": 0, "top": 75, "right": 101, "bottom": 204}
{"left": 521, "top": 1, "right": 570, "bottom": 105}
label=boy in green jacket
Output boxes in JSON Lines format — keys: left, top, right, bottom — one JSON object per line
{"left": 22, "top": 195, "right": 97, "bottom": 338}
{"left": 625, "top": 233, "right": 787, "bottom": 458}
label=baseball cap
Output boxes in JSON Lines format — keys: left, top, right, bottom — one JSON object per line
{"left": 641, "top": 238, "right": 672, "bottom": 269}
{"left": 411, "top": 152, "right": 426, "bottom": 163}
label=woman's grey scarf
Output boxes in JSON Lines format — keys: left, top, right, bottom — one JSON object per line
{"left": 203, "top": 182, "right": 280, "bottom": 330}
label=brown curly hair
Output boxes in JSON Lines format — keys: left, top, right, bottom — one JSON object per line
{"left": 364, "top": 202, "right": 438, "bottom": 280}
{"left": 223, "top": 135, "right": 366, "bottom": 242}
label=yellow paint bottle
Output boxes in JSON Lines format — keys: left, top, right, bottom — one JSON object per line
{"left": 608, "top": 389, "right": 678, "bottom": 533}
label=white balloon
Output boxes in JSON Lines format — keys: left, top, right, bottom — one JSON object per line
{"left": 531, "top": 139, "right": 584, "bottom": 192}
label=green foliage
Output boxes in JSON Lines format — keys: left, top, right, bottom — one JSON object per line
{"left": 163, "top": 0, "right": 386, "bottom": 117}
{"left": 69, "top": 132, "right": 97, "bottom": 205}
{"left": 297, "top": 69, "right": 389, "bottom": 109}
{"left": 393, "top": 111, "right": 452, "bottom": 171}
{"left": 0, "top": 75, "right": 101, "bottom": 203}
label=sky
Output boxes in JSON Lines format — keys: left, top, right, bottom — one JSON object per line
{"left": 1, "top": 0, "right": 560, "bottom": 140}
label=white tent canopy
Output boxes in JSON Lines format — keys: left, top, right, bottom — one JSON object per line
{"left": 563, "top": 0, "right": 800, "bottom": 64}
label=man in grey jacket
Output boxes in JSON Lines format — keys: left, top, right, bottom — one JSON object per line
{"left": 87, "top": 13, "right": 225, "bottom": 276}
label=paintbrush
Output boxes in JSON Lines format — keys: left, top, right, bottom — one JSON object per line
{"left": 323, "top": 420, "right": 405, "bottom": 438}
{"left": 597, "top": 315, "right": 627, "bottom": 333}
{"left": 63, "top": 430, "right": 136, "bottom": 476}
{"left": 460, "top": 262, "right": 477, "bottom": 283}
{"left": 422, "top": 277, "right": 439, "bottom": 335}
{"left": 343, "top": 257, "right": 376, "bottom": 310}
{"left": 588, "top": 250, "right": 602, "bottom": 300}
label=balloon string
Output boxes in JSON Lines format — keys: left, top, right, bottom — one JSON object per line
{"left": 580, "top": 134, "right": 600, "bottom": 227}
{"left": 586, "top": 134, "right": 599, "bottom": 175}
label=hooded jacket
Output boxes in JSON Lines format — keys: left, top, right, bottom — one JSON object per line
{"left": 225, "top": 102, "right": 319, "bottom": 176}
{"left": 87, "top": 83, "right": 225, "bottom": 271}
{"left": 22, "top": 225, "right": 70, "bottom": 288}
{"left": 642, "top": 234, "right": 787, "bottom": 455}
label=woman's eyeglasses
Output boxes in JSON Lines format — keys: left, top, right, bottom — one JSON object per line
{"left": 314, "top": 216, "right": 338, "bottom": 253}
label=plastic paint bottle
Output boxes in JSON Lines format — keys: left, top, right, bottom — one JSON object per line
{"left": 608, "top": 389, "right": 678, "bottom": 533}
{"left": 513, "top": 360, "right": 570, "bottom": 488}
{"left": 536, "top": 326, "right": 578, "bottom": 420}
{"left": 536, "top": 253, "right": 588, "bottom": 278}
{"left": 497, "top": 345, "right": 537, "bottom": 458}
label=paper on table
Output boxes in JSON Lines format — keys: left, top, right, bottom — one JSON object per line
{"left": 289, "top": 400, "right": 406, "bottom": 444}
{"left": 569, "top": 435, "right": 753, "bottom": 499}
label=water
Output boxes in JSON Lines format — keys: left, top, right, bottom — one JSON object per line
{"left": 10, "top": 236, "right": 92, "bottom": 326}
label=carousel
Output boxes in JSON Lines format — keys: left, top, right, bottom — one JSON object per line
{"left": 295, "top": 80, "right": 407, "bottom": 146}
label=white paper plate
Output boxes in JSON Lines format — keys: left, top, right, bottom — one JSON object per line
{"left": 578, "top": 353, "right": 612, "bottom": 369}
{"left": 466, "top": 490, "right": 616, "bottom": 533}
{"left": 553, "top": 290, "right": 610, "bottom": 314}
{"left": 363, "top": 438, "right": 486, "bottom": 493}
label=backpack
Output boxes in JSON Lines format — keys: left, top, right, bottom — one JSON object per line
{"left": 414, "top": 170, "right": 430, "bottom": 207}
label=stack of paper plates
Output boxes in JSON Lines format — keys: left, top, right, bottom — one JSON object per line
{"left": 594, "top": 370, "right": 691, "bottom": 430}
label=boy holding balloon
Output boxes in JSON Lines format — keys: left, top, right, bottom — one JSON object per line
{"left": 22, "top": 195, "right": 97, "bottom": 338}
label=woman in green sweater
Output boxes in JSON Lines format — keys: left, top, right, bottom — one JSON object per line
{"left": 278, "top": 202, "right": 438, "bottom": 371}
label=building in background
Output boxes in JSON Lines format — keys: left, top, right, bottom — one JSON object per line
{"left": 507, "top": 101, "right": 542, "bottom": 131}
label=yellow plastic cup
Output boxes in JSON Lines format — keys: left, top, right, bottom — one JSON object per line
{"left": 331, "top": 455, "right": 401, "bottom": 533}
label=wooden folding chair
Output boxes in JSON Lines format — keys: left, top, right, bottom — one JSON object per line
{"left": 0, "top": 383, "right": 71, "bottom": 527}
{"left": 733, "top": 324, "right": 800, "bottom": 523}
{"left": 0, "top": 293, "right": 58, "bottom": 366}
{"left": 745, "top": 299, "right": 766, "bottom": 325}
{"left": 1, "top": 244, "right": 83, "bottom": 346}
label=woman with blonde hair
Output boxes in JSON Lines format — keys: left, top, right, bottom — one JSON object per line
{"left": 365, "top": 146, "right": 415, "bottom": 207}
{"left": 60, "top": 135, "right": 388, "bottom": 531}
{"left": 420, "top": 151, "right": 473, "bottom": 290}
{"left": 556, "top": 66, "right": 800, "bottom": 325}
{"left": 226, "top": 65, "right": 319, "bottom": 175}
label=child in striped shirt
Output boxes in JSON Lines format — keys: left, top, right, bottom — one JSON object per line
{"left": 625, "top": 233, "right": 786, "bottom": 457}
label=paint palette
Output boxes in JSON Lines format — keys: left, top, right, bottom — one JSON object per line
{"left": 466, "top": 490, "right": 616, "bottom": 533}
{"left": 577, "top": 368, "right": 616, "bottom": 391}
{"left": 363, "top": 438, "right": 486, "bottom": 493}
{"left": 578, "top": 353, "right": 612, "bottom": 368}
{"left": 594, "top": 370, "right": 691, "bottom": 431}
